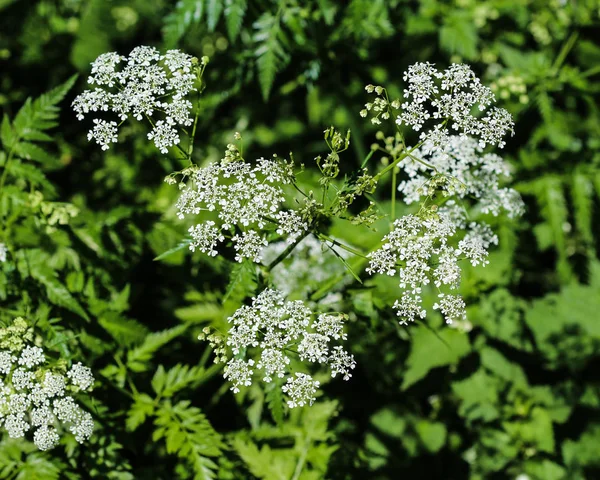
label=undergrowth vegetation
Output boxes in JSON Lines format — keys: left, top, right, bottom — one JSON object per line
{"left": 1, "top": 1, "right": 600, "bottom": 479}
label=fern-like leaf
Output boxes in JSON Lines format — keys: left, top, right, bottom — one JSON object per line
{"left": 127, "top": 325, "right": 187, "bottom": 372}
{"left": 163, "top": 0, "right": 204, "bottom": 48}
{"left": 224, "top": 0, "right": 246, "bottom": 41}
{"left": 253, "top": 11, "right": 289, "bottom": 100}
{"left": 151, "top": 363, "right": 207, "bottom": 398}
{"left": 153, "top": 400, "right": 222, "bottom": 480}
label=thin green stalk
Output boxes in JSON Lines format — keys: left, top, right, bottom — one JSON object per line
{"left": 391, "top": 164, "right": 397, "bottom": 223}
{"left": 265, "top": 230, "right": 310, "bottom": 272}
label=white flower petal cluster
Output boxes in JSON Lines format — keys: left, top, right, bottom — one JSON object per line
{"left": 73, "top": 46, "right": 202, "bottom": 153}
{"left": 367, "top": 208, "right": 497, "bottom": 325}
{"left": 174, "top": 157, "right": 308, "bottom": 262}
{"left": 201, "top": 289, "right": 355, "bottom": 408}
{"left": 0, "top": 243, "right": 8, "bottom": 263}
{"left": 398, "top": 135, "right": 524, "bottom": 218}
{"left": 363, "top": 62, "right": 514, "bottom": 148}
{"left": 0, "top": 319, "right": 95, "bottom": 451}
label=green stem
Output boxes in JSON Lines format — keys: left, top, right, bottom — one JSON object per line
{"left": 391, "top": 164, "right": 397, "bottom": 223}
{"left": 265, "top": 230, "right": 310, "bottom": 272}
{"left": 318, "top": 233, "right": 366, "bottom": 258}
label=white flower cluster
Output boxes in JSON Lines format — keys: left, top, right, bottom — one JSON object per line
{"left": 0, "top": 243, "right": 7, "bottom": 263}
{"left": 362, "top": 62, "right": 514, "bottom": 148}
{"left": 200, "top": 289, "right": 355, "bottom": 408}
{"left": 367, "top": 207, "right": 498, "bottom": 325}
{"left": 398, "top": 135, "right": 524, "bottom": 218}
{"left": 0, "top": 318, "right": 94, "bottom": 450}
{"left": 173, "top": 157, "right": 308, "bottom": 262}
{"left": 73, "top": 46, "right": 203, "bottom": 152}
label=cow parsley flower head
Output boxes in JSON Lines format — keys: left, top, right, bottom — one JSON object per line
{"left": 200, "top": 289, "right": 355, "bottom": 408}
{"left": 0, "top": 318, "right": 95, "bottom": 450}
{"left": 73, "top": 46, "right": 207, "bottom": 153}
{"left": 363, "top": 62, "right": 514, "bottom": 149}
{"left": 171, "top": 154, "right": 308, "bottom": 261}
{"left": 367, "top": 208, "right": 498, "bottom": 325}
{"left": 397, "top": 135, "right": 524, "bottom": 218}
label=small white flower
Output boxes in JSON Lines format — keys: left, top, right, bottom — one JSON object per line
{"left": 0, "top": 243, "right": 9, "bottom": 263}
{"left": 18, "top": 346, "right": 45, "bottom": 368}
{"left": 67, "top": 362, "right": 95, "bottom": 391}
{"left": 282, "top": 373, "right": 320, "bottom": 408}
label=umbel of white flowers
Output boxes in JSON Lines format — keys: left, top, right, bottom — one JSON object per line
{"left": 170, "top": 154, "right": 308, "bottom": 262}
{"left": 72, "top": 46, "right": 206, "bottom": 153}
{"left": 199, "top": 289, "right": 355, "bottom": 408}
{"left": 0, "top": 318, "right": 95, "bottom": 450}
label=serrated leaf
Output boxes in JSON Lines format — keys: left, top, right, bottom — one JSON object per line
{"left": 163, "top": 0, "right": 204, "bottom": 48}
{"left": 153, "top": 400, "right": 222, "bottom": 479}
{"left": 152, "top": 363, "right": 207, "bottom": 397}
{"left": 1, "top": 114, "right": 14, "bottom": 149}
{"left": 224, "top": 0, "right": 247, "bottom": 41}
{"left": 402, "top": 324, "right": 470, "bottom": 389}
{"left": 127, "top": 325, "right": 188, "bottom": 372}
{"left": 25, "top": 253, "right": 89, "bottom": 321}
{"left": 206, "top": 0, "right": 223, "bottom": 31}
{"left": 126, "top": 393, "right": 155, "bottom": 432}
{"left": 439, "top": 12, "right": 478, "bottom": 60}
{"left": 99, "top": 312, "right": 149, "bottom": 346}
{"left": 253, "top": 12, "right": 289, "bottom": 100}
{"left": 12, "top": 75, "right": 76, "bottom": 141}
{"left": 13, "top": 142, "right": 57, "bottom": 164}
{"left": 266, "top": 383, "right": 284, "bottom": 425}
{"left": 153, "top": 238, "right": 192, "bottom": 262}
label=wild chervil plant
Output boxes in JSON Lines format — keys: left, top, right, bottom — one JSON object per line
{"left": 71, "top": 46, "right": 522, "bottom": 413}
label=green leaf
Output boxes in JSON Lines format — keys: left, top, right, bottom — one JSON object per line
{"left": 224, "top": 0, "right": 247, "bottom": 41}
{"left": 265, "top": 382, "right": 285, "bottom": 425}
{"left": 1, "top": 114, "right": 15, "bottom": 149}
{"left": 439, "top": 12, "right": 478, "bottom": 60}
{"left": 415, "top": 420, "right": 447, "bottom": 453}
{"left": 126, "top": 393, "right": 155, "bottom": 432}
{"left": 253, "top": 11, "right": 289, "bottom": 100}
{"left": 127, "top": 325, "right": 188, "bottom": 372}
{"left": 25, "top": 253, "right": 89, "bottom": 321}
{"left": 153, "top": 238, "right": 192, "bottom": 262}
{"left": 401, "top": 325, "right": 470, "bottom": 389}
{"left": 12, "top": 75, "right": 77, "bottom": 143}
{"left": 99, "top": 312, "right": 149, "bottom": 347}
{"left": 452, "top": 369, "right": 500, "bottom": 422}
{"left": 153, "top": 400, "right": 222, "bottom": 479}
{"left": 152, "top": 363, "right": 207, "bottom": 397}
{"left": 163, "top": 0, "right": 204, "bottom": 48}
{"left": 206, "top": 0, "right": 223, "bottom": 31}
{"left": 14, "top": 142, "right": 57, "bottom": 164}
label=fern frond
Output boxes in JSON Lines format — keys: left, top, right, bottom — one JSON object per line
{"left": 127, "top": 325, "right": 188, "bottom": 372}
{"left": 224, "top": 0, "right": 247, "bottom": 41}
{"left": 163, "top": 0, "right": 204, "bottom": 48}
{"left": 153, "top": 400, "right": 223, "bottom": 480}
{"left": 253, "top": 11, "right": 290, "bottom": 100}
{"left": 151, "top": 363, "right": 207, "bottom": 398}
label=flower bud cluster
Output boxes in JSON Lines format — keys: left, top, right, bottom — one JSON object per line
{"left": 366, "top": 207, "right": 498, "bottom": 325}
{"left": 199, "top": 289, "right": 355, "bottom": 408}
{"left": 171, "top": 156, "right": 308, "bottom": 263}
{"left": 73, "top": 46, "right": 205, "bottom": 152}
{"left": 362, "top": 62, "right": 514, "bottom": 148}
{"left": 0, "top": 318, "right": 94, "bottom": 450}
{"left": 398, "top": 135, "right": 524, "bottom": 218}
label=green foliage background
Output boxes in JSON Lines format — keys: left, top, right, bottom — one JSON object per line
{"left": 1, "top": 0, "right": 600, "bottom": 478}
